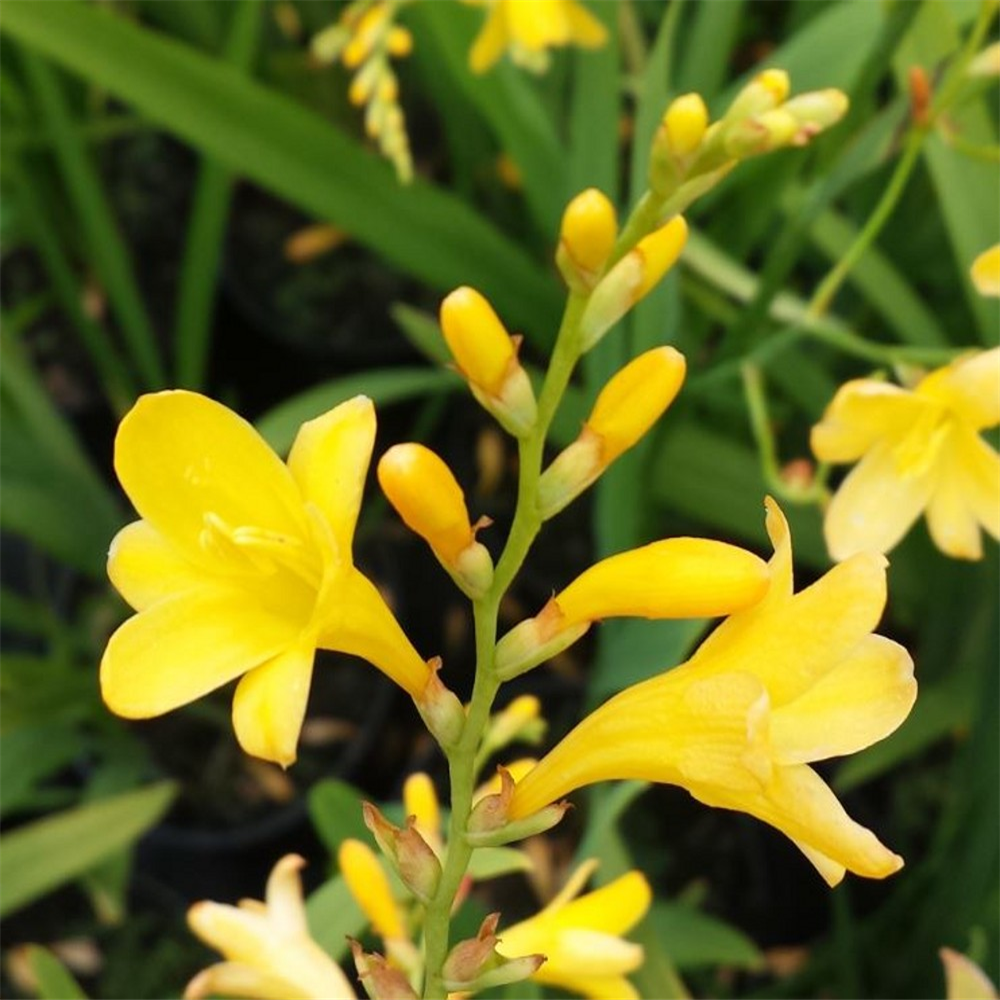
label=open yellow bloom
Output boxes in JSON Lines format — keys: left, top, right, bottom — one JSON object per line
{"left": 509, "top": 500, "right": 916, "bottom": 886}
{"left": 101, "top": 391, "right": 430, "bottom": 767}
{"left": 468, "top": 0, "right": 608, "bottom": 74}
{"left": 185, "top": 854, "right": 356, "bottom": 1000}
{"left": 496, "top": 860, "right": 650, "bottom": 1000}
{"left": 811, "top": 349, "right": 1000, "bottom": 561}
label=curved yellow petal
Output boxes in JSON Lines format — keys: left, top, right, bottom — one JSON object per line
{"left": 232, "top": 640, "right": 316, "bottom": 767}
{"left": 188, "top": 902, "right": 271, "bottom": 966}
{"left": 101, "top": 587, "right": 298, "bottom": 718}
{"left": 108, "top": 520, "right": 203, "bottom": 611}
{"left": 926, "top": 428, "right": 986, "bottom": 560}
{"left": 338, "top": 839, "right": 405, "bottom": 940}
{"left": 505, "top": 0, "right": 569, "bottom": 50}
{"left": 265, "top": 855, "right": 310, "bottom": 936}
{"left": 770, "top": 635, "right": 916, "bottom": 764}
{"left": 971, "top": 244, "right": 1000, "bottom": 297}
{"left": 691, "top": 548, "right": 888, "bottom": 706}
{"left": 544, "top": 928, "right": 644, "bottom": 977}
{"left": 287, "top": 396, "right": 375, "bottom": 562}
{"left": 566, "top": 975, "right": 640, "bottom": 1000}
{"left": 917, "top": 347, "right": 1000, "bottom": 430}
{"left": 469, "top": 7, "right": 508, "bottom": 72}
{"left": 956, "top": 427, "right": 1000, "bottom": 541}
{"left": 822, "top": 440, "right": 936, "bottom": 561}
{"left": 690, "top": 764, "right": 903, "bottom": 884}
{"left": 320, "top": 569, "right": 429, "bottom": 697}
{"left": 941, "top": 948, "right": 999, "bottom": 1000}
{"left": 564, "top": 0, "right": 609, "bottom": 47}
{"left": 556, "top": 871, "right": 651, "bottom": 935}
{"left": 115, "top": 391, "right": 307, "bottom": 558}
{"left": 811, "top": 380, "right": 920, "bottom": 463}
{"left": 791, "top": 840, "right": 846, "bottom": 887}
{"left": 184, "top": 960, "right": 310, "bottom": 1000}
{"left": 554, "top": 537, "right": 770, "bottom": 625}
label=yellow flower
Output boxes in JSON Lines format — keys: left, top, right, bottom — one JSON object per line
{"left": 971, "top": 244, "right": 1000, "bottom": 296}
{"left": 811, "top": 349, "right": 1000, "bottom": 561}
{"left": 185, "top": 854, "right": 356, "bottom": 1000}
{"left": 509, "top": 499, "right": 916, "bottom": 886}
{"left": 338, "top": 839, "right": 407, "bottom": 942}
{"left": 941, "top": 948, "right": 999, "bottom": 1000}
{"left": 468, "top": 0, "right": 608, "bottom": 75}
{"left": 101, "top": 391, "right": 430, "bottom": 767}
{"left": 496, "top": 859, "right": 650, "bottom": 1000}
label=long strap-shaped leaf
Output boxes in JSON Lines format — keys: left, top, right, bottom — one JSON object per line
{"left": 0, "top": 0, "right": 562, "bottom": 342}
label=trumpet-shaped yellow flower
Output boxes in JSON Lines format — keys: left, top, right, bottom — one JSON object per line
{"left": 811, "top": 349, "right": 1000, "bottom": 561}
{"left": 185, "top": 854, "right": 356, "bottom": 1000}
{"left": 468, "top": 0, "right": 608, "bottom": 75}
{"left": 101, "top": 391, "right": 430, "bottom": 767}
{"left": 496, "top": 860, "right": 651, "bottom": 1000}
{"left": 509, "top": 500, "right": 916, "bottom": 886}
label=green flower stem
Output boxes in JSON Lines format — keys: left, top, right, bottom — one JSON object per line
{"left": 420, "top": 293, "right": 589, "bottom": 998}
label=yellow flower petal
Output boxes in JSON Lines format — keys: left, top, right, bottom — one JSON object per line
{"left": 108, "top": 520, "right": 203, "bottom": 611}
{"left": 691, "top": 547, "right": 888, "bottom": 706}
{"left": 790, "top": 840, "right": 846, "bottom": 887}
{"left": 957, "top": 427, "right": 1000, "bottom": 541}
{"left": 232, "top": 640, "right": 316, "bottom": 767}
{"left": 822, "top": 440, "right": 936, "bottom": 561}
{"left": 320, "top": 569, "right": 429, "bottom": 697}
{"left": 188, "top": 902, "right": 272, "bottom": 966}
{"left": 925, "top": 426, "right": 987, "bottom": 559}
{"left": 917, "top": 347, "right": 1000, "bottom": 430}
{"left": 567, "top": 975, "right": 640, "bottom": 1000}
{"left": 554, "top": 871, "right": 652, "bottom": 936}
{"left": 563, "top": 0, "right": 609, "bottom": 47}
{"left": 184, "top": 961, "right": 309, "bottom": 1000}
{"left": 941, "top": 948, "right": 1000, "bottom": 1000}
{"left": 971, "top": 244, "right": 1000, "bottom": 297}
{"left": 338, "top": 839, "right": 406, "bottom": 940}
{"left": 468, "top": 6, "right": 508, "bottom": 72}
{"left": 689, "top": 764, "right": 903, "bottom": 885}
{"left": 101, "top": 587, "right": 299, "bottom": 718}
{"left": 287, "top": 396, "right": 375, "bottom": 562}
{"left": 264, "top": 854, "right": 310, "bottom": 935}
{"left": 115, "top": 391, "right": 307, "bottom": 559}
{"left": 770, "top": 635, "right": 916, "bottom": 764}
{"left": 810, "top": 380, "right": 921, "bottom": 463}
{"left": 505, "top": 0, "right": 568, "bottom": 51}
{"left": 554, "top": 537, "right": 770, "bottom": 625}
{"left": 403, "top": 772, "right": 441, "bottom": 844}
{"left": 542, "top": 928, "right": 644, "bottom": 977}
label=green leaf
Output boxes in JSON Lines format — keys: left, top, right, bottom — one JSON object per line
{"left": 23, "top": 945, "right": 88, "bottom": 1000}
{"left": 0, "top": 781, "right": 176, "bottom": 917}
{"left": 256, "top": 368, "right": 460, "bottom": 455}
{"left": 307, "top": 779, "right": 371, "bottom": 854}
{"left": 305, "top": 875, "right": 366, "bottom": 961}
{"left": 0, "top": 724, "right": 84, "bottom": 818}
{"left": 466, "top": 846, "right": 533, "bottom": 881}
{"left": 0, "top": 0, "right": 563, "bottom": 343}
{"left": 389, "top": 303, "right": 451, "bottom": 365}
{"left": 651, "top": 900, "right": 764, "bottom": 971}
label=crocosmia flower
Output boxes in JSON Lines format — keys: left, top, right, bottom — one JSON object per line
{"left": 185, "top": 854, "right": 356, "bottom": 1000}
{"left": 101, "top": 391, "right": 430, "bottom": 766}
{"left": 509, "top": 500, "right": 916, "bottom": 886}
{"left": 811, "top": 348, "right": 1000, "bottom": 561}
{"left": 496, "top": 859, "right": 650, "bottom": 1000}
{"left": 468, "top": 0, "right": 608, "bottom": 74}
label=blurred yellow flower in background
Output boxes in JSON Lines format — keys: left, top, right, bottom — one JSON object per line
{"left": 467, "top": 0, "right": 607, "bottom": 74}
{"left": 185, "top": 855, "right": 356, "bottom": 1000}
{"left": 509, "top": 500, "right": 916, "bottom": 886}
{"left": 101, "top": 391, "right": 430, "bottom": 766}
{"left": 971, "top": 244, "right": 1000, "bottom": 297}
{"left": 812, "top": 349, "right": 1000, "bottom": 561}
{"left": 496, "top": 859, "right": 651, "bottom": 1000}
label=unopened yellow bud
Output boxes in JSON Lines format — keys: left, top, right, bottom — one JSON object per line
{"left": 496, "top": 538, "right": 769, "bottom": 678}
{"left": 538, "top": 347, "right": 687, "bottom": 518}
{"left": 757, "top": 68, "right": 790, "bottom": 104}
{"left": 580, "top": 216, "right": 688, "bottom": 350}
{"left": 311, "top": 24, "right": 350, "bottom": 64}
{"left": 440, "top": 287, "right": 537, "bottom": 436}
{"left": 378, "top": 443, "right": 493, "bottom": 598}
{"left": 403, "top": 772, "right": 442, "bottom": 850}
{"left": 557, "top": 188, "right": 618, "bottom": 288}
{"left": 724, "top": 108, "right": 798, "bottom": 157}
{"left": 338, "top": 839, "right": 406, "bottom": 940}
{"left": 972, "top": 244, "right": 1000, "bottom": 297}
{"left": 343, "top": 4, "right": 390, "bottom": 68}
{"left": 387, "top": 25, "right": 413, "bottom": 57}
{"left": 664, "top": 93, "right": 709, "bottom": 156}
{"left": 349, "top": 59, "right": 380, "bottom": 106}
{"left": 725, "top": 68, "right": 789, "bottom": 123}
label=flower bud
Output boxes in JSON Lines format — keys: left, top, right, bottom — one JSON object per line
{"left": 724, "top": 108, "right": 798, "bottom": 158}
{"left": 362, "top": 802, "right": 442, "bottom": 903}
{"left": 580, "top": 217, "right": 689, "bottom": 351}
{"left": 663, "top": 93, "right": 709, "bottom": 156}
{"left": 386, "top": 25, "right": 413, "bottom": 57}
{"left": 496, "top": 538, "right": 769, "bottom": 678}
{"left": 725, "top": 68, "right": 789, "bottom": 122}
{"left": 415, "top": 658, "right": 466, "bottom": 748}
{"left": 556, "top": 188, "right": 618, "bottom": 289}
{"left": 484, "top": 695, "right": 546, "bottom": 753}
{"left": 311, "top": 24, "right": 350, "bottom": 64}
{"left": 782, "top": 89, "right": 849, "bottom": 135}
{"left": 972, "top": 244, "right": 1000, "bottom": 297}
{"left": 538, "top": 347, "right": 686, "bottom": 518}
{"left": 466, "top": 767, "right": 570, "bottom": 847}
{"left": 403, "top": 772, "right": 442, "bottom": 854}
{"left": 378, "top": 443, "right": 494, "bottom": 598}
{"left": 338, "top": 839, "right": 406, "bottom": 941}
{"left": 440, "top": 287, "right": 538, "bottom": 436}
{"left": 349, "top": 940, "right": 418, "bottom": 1000}
{"left": 442, "top": 913, "right": 546, "bottom": 993}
